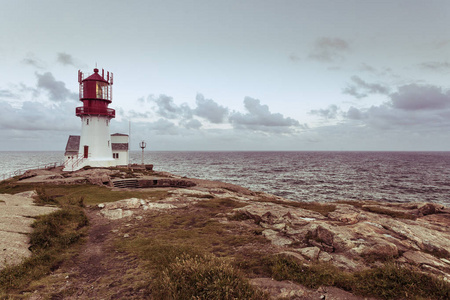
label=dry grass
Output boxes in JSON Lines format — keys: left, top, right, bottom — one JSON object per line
{"left": 270, "top": 254, "right": 450, "bottom": 300}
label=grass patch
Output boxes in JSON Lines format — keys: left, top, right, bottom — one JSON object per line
{"left": 115, "top": 197, "right": 271, "bottom": 298}
{"left": 270, "top": 254, "right": 450, "bottom": 300}
{"left": 0, "top": 202, "right": 88, "bottom": 296}
{"left": 153, "top": 253, "right": 266, "bottom": 300}
{"left": 257, "top": 198, "right": 336, "bottom": 217}
{"left": 0, "top": 181, "right": 169, "bottom": 206}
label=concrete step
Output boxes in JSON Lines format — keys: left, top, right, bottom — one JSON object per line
{"left": 112, "top": 179, "right": 139, "bottom": 188}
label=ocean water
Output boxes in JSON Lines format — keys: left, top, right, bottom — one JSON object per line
{"left": 1, "top": 151, "right": 450, "bottom": 205}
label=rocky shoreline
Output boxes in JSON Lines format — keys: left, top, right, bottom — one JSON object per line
{"left": 2, "top": 167, "right": 450, "bottom": 298}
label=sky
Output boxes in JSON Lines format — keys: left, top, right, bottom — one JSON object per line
{"left": 1, "top": 0, "right": 450, "bottom": 151}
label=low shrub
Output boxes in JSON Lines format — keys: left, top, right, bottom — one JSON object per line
{"left": 152, "top": 254, "right": 266, "bottom": 300}
{"left": 270, "top": 254, "right": 450, "bottom": 300}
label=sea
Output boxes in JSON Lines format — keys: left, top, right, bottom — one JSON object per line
{"left": 1, "top": 151, "right": 449, "bottom": 206}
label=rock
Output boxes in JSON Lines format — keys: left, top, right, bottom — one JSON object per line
{"left": 318, "top": 252, "right": 333, "bottom": 262}
{"left": 14, "top": 190, "right": 38, "bottom": 198}
{"left": 417, "top": 203, "right": 443, "bottom": 216}
{"left": 249, "top": 278, "right": 307, "bottom": 299}
{"left": 19, "top": 171, "right": 37, "bottom": 180}
{"left": 331, "top": 254, "right": 365, "bottom": 271}
{"left": 401, "top": 251, "right": 448, "bottom": 270}
{"left": 360, "top": 240, "right": 398, "bottom": 261}
{"left": 316, "top": 226, "right": 334, "bottom": 246}
{"left": 125, "top": 198, "right": 141, "bottom": 209}
{"left": 328, "top": 204, "right": 360, "bottom": 224}
{"left": 169, "top": 189, "right": 211, "bottom": 197}
{"left": 234, "top": 202, "right": 325, "bottom": 228}
{"left": 146, "top": 203, "right": 176, "bottom": 210}
{"left": 298, "top": 246, "right": 320, "bottom": 261}
{"left": 277, "top": 251, "right": 306, "bottom": 263}
{"left": 262, "top": 229, "right": 292, "bottom": 246}
{"left": 100, "top": 209, "right": 134, "bottom": 220}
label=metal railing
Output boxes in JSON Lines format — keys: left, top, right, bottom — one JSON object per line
{"left": 1, "top": 162, "right": 63, "bottom": 181}
{"left": 64, "top": 154, "right": 87, "bottom": 171}
{"left": 75, "top": 107, "right": 115, "bottom": 117}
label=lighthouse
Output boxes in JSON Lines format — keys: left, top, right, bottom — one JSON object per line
{"left": 64, "top": 67, "right": 129, "bottom": 171}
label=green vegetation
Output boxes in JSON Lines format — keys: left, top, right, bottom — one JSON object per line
{"left": 270, "top": 254, "right": 450, "bottom": 300}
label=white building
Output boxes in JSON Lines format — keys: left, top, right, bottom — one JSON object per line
{"left": 63, "top": 67, "right": 129, "bottom": 171}
{"left": 111, "top": 133, "right": 129, "bottom": 166}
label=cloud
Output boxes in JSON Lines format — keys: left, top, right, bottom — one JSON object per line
{"left": 36, "top": 72, "right": 78, "bottom": 102}
{"left": 345, "top": 106, "right": 364, "bottom": 120}
{"left": 419, "top": 61, "right": 450, "bottom": 72}
{"left": 194, "top": 94, "right": 228, "bottom": 123}
{"left": 56, "top": 53, "right": 87, "bottom": 69}
{"left": 22, "top": 54, "right": 45, "bottom": 69}
{"left": 0, "top": 100, "right": 79, "bottom": 132}
{"left": 390, "top": 84, "right": 450, "bottom": 111}
{"left": 343, "top": 76, "right": 390, "bottom": 99}
{"left": 229, "top": 97, "right": 300, "bottom": 132}
{"left": 149, "top": 119, "right": 178, "bottom": 134}
{"left": 151, "top": 94, "right": 192, "bottom": 119}
{"left": 310, "top": 105, "right": 339, "bottom": 119}
{"left": 57, "top": 53, "right": 76, "bottom": 66}
{"left": 0, "top": 89, "right": 16, "bottom": 99}
{"left": 308, "top": 37, "right": 349, "bottom": 62}
{"left": 341, "top": 84, "right": 450, "bottom": 132}
{"left": 183, "top": 119, "right": 202, "bottom": 129}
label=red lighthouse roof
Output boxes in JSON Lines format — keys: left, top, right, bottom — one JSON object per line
{"left": 82, "top": 68, "right": 109, "bottom": 83}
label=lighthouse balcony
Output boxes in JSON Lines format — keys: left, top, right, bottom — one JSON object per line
{"left": 76, "top": 107, "right": 115, "bottom": 118}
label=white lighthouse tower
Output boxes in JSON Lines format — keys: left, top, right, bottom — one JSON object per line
{"left": 63, "top": 67, "right": 118, "bottom": 171}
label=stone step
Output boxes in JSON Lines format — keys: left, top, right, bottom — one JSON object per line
{"left": 112, "top": 179, "right": 139, "bottom": 188}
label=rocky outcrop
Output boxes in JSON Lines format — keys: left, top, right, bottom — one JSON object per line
{"left": 231, "top": 200, "right": 450, "bottom": 280}
{"left": 96, "top": 189, "right": 218, "bottom": 220}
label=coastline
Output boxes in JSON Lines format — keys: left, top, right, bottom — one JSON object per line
{"left": 1, "top": 166, "right": 449, "bottom": 299}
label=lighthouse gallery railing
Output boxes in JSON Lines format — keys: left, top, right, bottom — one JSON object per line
{"left": 75, "top": 107, "right": 115, "bottom": 117}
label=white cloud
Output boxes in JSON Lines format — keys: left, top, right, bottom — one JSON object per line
{"left": 308, "top": 37, "right": 350, "bottom": 62}
{"left": 194, "top": 94, "right": 228, "bottom": 124}
{"left": 229, "top": 97, "right": 301, "bottom": 132}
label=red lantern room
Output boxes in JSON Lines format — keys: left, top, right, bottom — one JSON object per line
{"left": 75, "top": 68, "right": 115, "bottom": 118}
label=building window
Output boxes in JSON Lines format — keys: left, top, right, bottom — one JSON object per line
{"left": 106, "top": 120, "right": 109, "bottom": 126}
{"left": 86, "top": 119, "right": 89, "bottom": 125}
{"left": 108, "top": 140, "right": 110, "bottom": 147}
{"left": 113, "top": 153, "right": 119, "bottom": 159}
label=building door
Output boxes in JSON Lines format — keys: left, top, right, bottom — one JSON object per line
{"left": 83, "top": 145, "right": 89, "bottom": 158}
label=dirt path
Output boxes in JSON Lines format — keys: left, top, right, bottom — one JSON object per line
{"left": 30, "top": 210, "right": 148, "bottom": 299}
